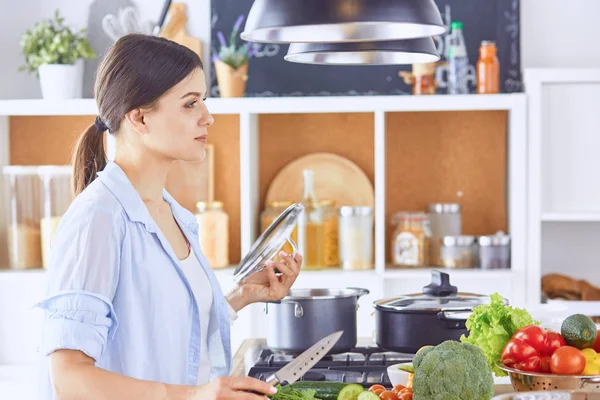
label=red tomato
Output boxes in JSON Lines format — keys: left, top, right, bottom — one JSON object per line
{"left": 546, "top": 330, "right": 566, "bottom": 354}
{"left": 391, "top": 385, "right": 406, "bottom": 394}
{"left": 550, "top": 346, "right": 586, "bottom": 375}
{"left": 399, "top": 392, "right": 413, "bottom": 400}
{"left": 379, "top": 390, "right": 399, "bottom": 400}
{"left": 593, "top": 330, "right": 600, "bottom": 353}
{"left": 369, "top": 385, "right": 386, "bottom": 394}
{"left": 502, "top": 337, "right": 540, "bottom": 367}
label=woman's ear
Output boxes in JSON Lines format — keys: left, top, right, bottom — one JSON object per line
{"left": 124, "top": 109, "right": 148, "bottom": 135}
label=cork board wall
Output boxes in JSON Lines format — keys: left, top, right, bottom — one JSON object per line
{"left": 258, "top": 113, "right": 375, "bottom": 211}
{"left": 8, "top": 114, "right": 242, "bottom": 265}
{"left": 385, "top": 110, "right": 508, "bottom": 263}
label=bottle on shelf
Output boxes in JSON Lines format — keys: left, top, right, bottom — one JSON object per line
{"left": 476, "top": 40, "right": 500, "bottom": 94}
{"left": 195, "top": 201, "right": 229, "bottom": 269}
{"left": 447, "top": 21, "right": 471, "bottom": 95}
{"left": 298, "top": 169, "right": 325, "bottom": 270}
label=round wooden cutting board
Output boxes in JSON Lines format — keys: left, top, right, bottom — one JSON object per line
{"left": 265, "top": 153, "right": 374, "bottom": 208}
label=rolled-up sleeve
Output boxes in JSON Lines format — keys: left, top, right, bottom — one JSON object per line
{"left": 35, "top": 201, "right": 124, "bottom": 362}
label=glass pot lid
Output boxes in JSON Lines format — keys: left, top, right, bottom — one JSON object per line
{"left": 233, "top": 203, "right": 304, "bottom": 283}
{"left": 374, "top": 271, "right": 506, "bottom": 312}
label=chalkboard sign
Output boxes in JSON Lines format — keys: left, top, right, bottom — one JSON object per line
{"left": 210, "top": 0, "right": 521, "bottom": 97}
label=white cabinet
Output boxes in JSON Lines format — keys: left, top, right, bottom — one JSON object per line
{"left": 526, "top": 68, "right": 600, "bottom": 305}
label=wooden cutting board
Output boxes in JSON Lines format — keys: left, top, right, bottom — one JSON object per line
{"left": 165, "top": 144, "right": 214, "bottom": 213}
{"left": 265, "top": 152, "right": 374, "bottom": 208}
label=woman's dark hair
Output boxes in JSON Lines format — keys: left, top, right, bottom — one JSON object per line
{"left": 72, "top": 33, "right": 203, "bottom": 195}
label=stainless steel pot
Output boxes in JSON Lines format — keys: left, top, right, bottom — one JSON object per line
{"left": 265, "top": 287, "right": 370, "bottom": 354}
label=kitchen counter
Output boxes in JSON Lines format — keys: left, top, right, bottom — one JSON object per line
{"left": 229, "top": 338, "right": 515, "bottom": 396}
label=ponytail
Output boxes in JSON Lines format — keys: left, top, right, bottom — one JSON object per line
{"left": 71, "top": 123, "right": 107, "bottom": 196}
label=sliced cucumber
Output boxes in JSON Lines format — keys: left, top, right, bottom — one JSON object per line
{"left": 357, "top": 392, "right": 381, "bottom": 400}
{"left": 337, "top": 383, "right": 365, "bottom": 400}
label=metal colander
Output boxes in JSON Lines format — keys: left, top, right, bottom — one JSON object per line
{"left": 499, "top": 364, "right": 600, "bottom": 393}
{"left": 493, "top": 392, "right": 600, "bottom": 400}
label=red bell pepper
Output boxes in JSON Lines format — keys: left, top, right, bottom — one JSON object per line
{"left": 501, "top": 325, "right": 566, "bottom": 373}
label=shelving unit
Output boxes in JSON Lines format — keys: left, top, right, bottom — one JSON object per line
{"left": 526, "top": 68, "right": 600, "bottom": 306}
{"left": 0, "top": 93, "right": 528, "bottom": 361}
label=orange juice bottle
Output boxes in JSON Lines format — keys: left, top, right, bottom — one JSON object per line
{"left": 476, "top": 40, "right": 500, "bottom": 94}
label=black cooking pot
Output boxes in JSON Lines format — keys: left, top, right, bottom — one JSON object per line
{"left": 374, "top": 270, "right": 505, "bottom": 353}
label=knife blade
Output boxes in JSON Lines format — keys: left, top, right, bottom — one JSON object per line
{"left": 265, "top": 331, "right": 344, "bottom": 387}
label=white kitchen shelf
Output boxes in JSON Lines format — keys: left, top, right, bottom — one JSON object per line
{"left": 0, "top": 93, "right": 524, "bottom": 116}
{"left": 542, "top": 213, "right": 600, "bottom": 222}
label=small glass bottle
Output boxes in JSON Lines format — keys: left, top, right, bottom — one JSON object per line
{"left": 195, "top": 201, "right": 229, "bottom": 269}
{"left": 298, "top": 169, "right": 325, "bottom": 270}
{"left": 338, "top": 206, "right": 373, "bottom": 270}
{"left": 476, "top": 40, "right": 500, "bottom": 94}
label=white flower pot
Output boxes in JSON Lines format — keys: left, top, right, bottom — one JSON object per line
{"left": 38, "top": 59, "right": 84, "bottom": 100}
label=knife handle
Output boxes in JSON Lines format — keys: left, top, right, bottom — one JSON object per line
{"left": 245, "top": 375, "right": 282, "bottom": 395}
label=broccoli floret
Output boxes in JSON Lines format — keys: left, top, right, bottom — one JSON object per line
{"left": 412, "top": 340, "right": 494, "bottom": 400}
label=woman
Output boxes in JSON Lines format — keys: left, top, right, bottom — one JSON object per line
{"left": 35, "top": 33, "right": 302, "bottom": 400}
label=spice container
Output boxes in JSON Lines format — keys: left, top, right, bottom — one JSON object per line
{"left": 3, "top": 166, "right": 72, "bottom": 269}
{"left": 437, "top": 235, "right": 476, "bottom": 269}
{"left": 195, "top": 201, "right": 229, "bottom": 269}
{"left": 338, "top": 206, "right": 373, "bottom": 270}
{"left": 391, "top": 212, "right": 431, "bottom": 268}
{"left": 261, "top": 201, "right": 298, "bottom": 260}
{"left": 320, "top": 200, "right": 339, "bottom": 268}
{"left": 478, "top": 232, "right": 511, "bottom": 269}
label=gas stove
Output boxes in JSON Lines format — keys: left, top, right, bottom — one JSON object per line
{"left": 247, "top": 346, "right": 414, "bottom": 388}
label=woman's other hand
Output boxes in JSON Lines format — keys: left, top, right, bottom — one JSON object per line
{"left": 227, "top": 251, "right": 303, "bottom": 311}
{"left": 191, "top": 376, "right": 278, "bottom": 399}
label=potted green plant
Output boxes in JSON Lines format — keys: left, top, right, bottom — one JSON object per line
{"left": 19, "top": 9, "right": 96, "bottom": 99}
{"left": 213, "top": 15, "right": 251, "bottom": 98}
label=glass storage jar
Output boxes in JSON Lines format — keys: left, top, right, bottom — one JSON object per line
{"left": 338, "top": 206, "right": 373, "bottom": 270}
{"left": 427, "top": 203, "right": 462, "bottom": 269}
{"left": 261, "top": 201, "right": 297, "bottom": 260}
{"left": 437, "top": 235, "right": 477, "bottom": 269}
{"left": 195, "top": 201, "right": 229, "bottom": 269}
{"left": 478, "top": 232, "right": 511, "bottom": 269}
{"left": 3, "top": 166, "right": 72, "bottom": 269}
{"left": 320, "top": 200, "right": 339, "bottom": 268}
{"left": 391, "top": 212, "right": 431, "bottom": 268}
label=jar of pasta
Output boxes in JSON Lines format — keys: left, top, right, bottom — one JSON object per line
{"left": 391, "top": 212, "right": 431, "bottom": 268}
{"left": 261, "top": 201, "right": 297, "bottom": 259}
{"left": 195, "top": 201, "right": 229, "bottom": 269}
{"left": 320, "top": 200, "right": 339, "bottom": 268}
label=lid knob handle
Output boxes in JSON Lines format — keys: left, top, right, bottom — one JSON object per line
{"left": 422, "top": 270, "right": 458, "bottom": 297}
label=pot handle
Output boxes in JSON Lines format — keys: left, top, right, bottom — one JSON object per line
{"left": 437, "top": 311, "right": 470, "bottom": 329}
{"left": 264, "top": 300, "right": 304, "bottom": 318}
{"left": 347, "top": 287, "right": 370, "bottom": 299}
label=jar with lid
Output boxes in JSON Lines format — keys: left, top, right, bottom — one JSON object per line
{"left": 427, "top": 203, "right": 461, "bottom": 268}
{"left": 437, "top": 235, "right": 476, "bottom": 269}
{"left": 195, "top": 201, "right": 229, "bottom": 269}
{"left": 478, "top": 232, "right": 510, "bottom": 269}
{"left": 3, "top": 166, "right": 72, "bottom": 269}
{"left": 260, "top": 200, "right": 297, "bottom": 260}
{"left": 320, "top": 200, "right": 339, "bottom": 268}
{"left": 391, "top": 212, "right": 431, "bottom": 268}
{"left": 338, "top": 206, "right": 373, "bottom": 270}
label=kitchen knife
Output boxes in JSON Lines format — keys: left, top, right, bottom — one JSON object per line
{"left": 264, "top": 330, "right": 344, "bottom": 387}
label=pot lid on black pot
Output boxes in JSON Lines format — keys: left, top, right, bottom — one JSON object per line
{"left": 233, "top": 203, "right": 304, "bottom": 283}
{"left": 374, "top": 270, "right": 506, "bottom": 312}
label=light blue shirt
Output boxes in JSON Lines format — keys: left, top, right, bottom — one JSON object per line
{"left": 35, "top": 161, "right": 232, "bottom": 400}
